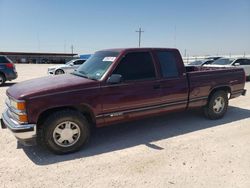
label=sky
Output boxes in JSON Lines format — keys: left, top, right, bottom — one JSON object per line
{"left": 0, "top": 0, "right": 249, "bottom": 56}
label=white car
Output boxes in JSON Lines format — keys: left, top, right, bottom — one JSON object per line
{"left": 48, "top": 59, "right": 86, "bottom": 75}
{"left": 205, "top": 58, "right": 250, "bottom": 79}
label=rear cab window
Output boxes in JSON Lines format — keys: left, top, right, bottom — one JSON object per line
{"left": 113, "top": 52, "right": 156, "bottom": 81}
{"left": 155, "top": 51, "right": 179, "bottom": 78}
{"left": 240, "top": 59, "right": 250, "bottom": 65}
{"left": 234, "top": 59, "right": 244, "bottom": 65}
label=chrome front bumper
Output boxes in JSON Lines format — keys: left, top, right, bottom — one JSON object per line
{"left": 1, "top": 110, "right": 37, "bottom": 142}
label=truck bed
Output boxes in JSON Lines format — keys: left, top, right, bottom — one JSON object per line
{"left": 185, "top": 66, "right": 246, "bottom": 108}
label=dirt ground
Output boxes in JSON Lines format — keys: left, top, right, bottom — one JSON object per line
{"left": 0, "top": 64, "right": 250, "bottom": 188}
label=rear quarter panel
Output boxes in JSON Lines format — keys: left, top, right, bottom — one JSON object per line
{"left": 187, "top": 67, "right": 245, "bottom": 108}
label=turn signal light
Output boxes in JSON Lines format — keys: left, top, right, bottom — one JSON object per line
{"left": 18, "top": 114, "right": 28, "bottom": 123}
{"left": 16, "top": 102, "right": 26, "bottom": 111}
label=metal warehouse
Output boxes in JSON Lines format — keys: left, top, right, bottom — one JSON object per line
{"left": 0, "top": 52, "right": 77, "bottom": 64}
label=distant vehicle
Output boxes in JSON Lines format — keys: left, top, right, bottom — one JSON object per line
{"left": 205, "top": 56, "right": 221, "bottom": 61}
{"left": 0, "top": 56, "right": 17, "bottom": 86}
{"left": 205, "top": 58, "right": 250, "bottom": 79}
{"left": 48, "top": 59, "right": 87, "bottom": 75}
{"left": 188, "top": 59, "right": 214, "bottom": 66}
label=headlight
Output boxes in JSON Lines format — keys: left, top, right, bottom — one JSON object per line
{"left": 9, "top": 99, "right": 26, "bottom": 111}
{"left": 7, "top": 98, "right": 28, "bottom": 123}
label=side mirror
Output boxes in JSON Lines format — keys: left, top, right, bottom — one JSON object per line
{"left": 107, "top": 74, "right": 122, "bottom": 84}
{"left": 69, "top": 62, "right": 74, "bottom": 66}
{"left": 234, "top": 63, "right": 240, "bottom": 66}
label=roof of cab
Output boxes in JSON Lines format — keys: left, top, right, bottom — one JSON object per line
{"left": 98, "top": 48, "right": 178, "bottom": 53}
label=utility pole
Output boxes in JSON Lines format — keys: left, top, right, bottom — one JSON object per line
{"left": 136, "top": 27, "right": 144, "bottom": 48}
{"left": 174, "top": 26, "right": 176, "bottom": 47}
{"left": 37, "top": 33, "right": 40, "bottom": 52}
{"left": 71, "top": 45, "right": 74, "bottom": 54}
{"left": 64, "top": 40, "right": 66, "bottom": 53}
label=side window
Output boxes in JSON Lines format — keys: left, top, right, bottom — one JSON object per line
{"left": 234, "top": 59, "right": 243, "bottom": 65}
{"left": 74, "top": 60, "right": 85, "bottom": 65}
{"left": 113, "top": 52, "right": 156, "bottom": 81}
{"left": 205, "top": 60, "right": 213, "bottom": 65}
{"left": 243, "top": 59, "right": 250, "bottom": 65}
{"left": 156, "top": 51, "right": 179, "bottom": 78}
{"left": 0, "top": 56, "right": 8, "bottom": 64}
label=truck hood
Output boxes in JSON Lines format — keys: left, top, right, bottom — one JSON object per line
{"left": 7, "top": 74, "right": 99, "bottom": 100}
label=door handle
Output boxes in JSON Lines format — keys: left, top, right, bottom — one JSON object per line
{"left": 153, "top": 85, "right": 161, "bottom": 89}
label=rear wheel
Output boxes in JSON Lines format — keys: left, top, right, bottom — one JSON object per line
{"left": 55, "top": 69, "right": 64, "bottom": 75}
{"left": 203, "top": 90, "right": 228, "bottom": 119}
{"left": 40, "top": 110, "right": 90, "bottom": 154}
{"left": 0, "top": 74, "right": 6, "bottom": 86}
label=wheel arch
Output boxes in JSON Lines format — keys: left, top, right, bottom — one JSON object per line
{"left": 208, "top": 85, "right": 231, "bottom": 103}
{"left": 0, "top": 71, "right": 6, "bottom": 84}
{"left": 37, "top": 104, "right": 96, "bottom": 129}
{"left": 55, "top": 68, "right": 65, "bottom": 74}
{"left": 0, "top": 71, "right": 6, "bottom": 79}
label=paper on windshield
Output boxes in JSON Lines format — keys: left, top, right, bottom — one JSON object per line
{"left": 103, "top": 57, "right": 116, "bottom": 62}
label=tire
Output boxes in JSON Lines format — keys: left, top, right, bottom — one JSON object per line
{"left": 203, "top": 90, "right": 228, "bottom": 120}
{"left": 0, "top": 74, "right": 6, "bottom": 86}
{"left": 55, "top": 69, "right": 64, "bottom": 75}
{"left": 39, "top": 110, "right": 90, "bottom": 154}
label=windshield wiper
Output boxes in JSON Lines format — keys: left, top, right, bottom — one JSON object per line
{"left": 72, "top": 71, "right": 98, "bottom": 81}
{"left": 78, "top": 70, "right": 87, "bottom": 75}
{"left": 71, "top": 71, "right": 88, "bottom": 78}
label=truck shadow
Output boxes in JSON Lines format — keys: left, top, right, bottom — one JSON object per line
{"left": 22, "top": 106, "right": 250, "bottom": 165}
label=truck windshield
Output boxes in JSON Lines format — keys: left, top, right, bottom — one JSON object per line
{"left": 73, "top": 51, "right": 119, "bottom": 80}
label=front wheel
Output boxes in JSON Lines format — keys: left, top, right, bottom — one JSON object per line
{"left": 203, "top": 90, "right": 228, "bottom": 120}
{"left": 55, "top": 69, "right": 64, "bottom": 75}
{"left": 40, "top": 110, "right": 90, "bottom": 154}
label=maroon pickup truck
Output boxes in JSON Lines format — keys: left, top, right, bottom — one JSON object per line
{"left": 1, "top": 48, "right": 246, "bottom": 154}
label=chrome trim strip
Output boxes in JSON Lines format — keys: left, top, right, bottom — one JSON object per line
{"left": 96, "top": 100, "right": 187, "bottom": 118}
{"left": 96, "top": 96, "right": 209, "bottom": 119}
{"left": 189, "top": 96, "right": 207, "bottom": 102}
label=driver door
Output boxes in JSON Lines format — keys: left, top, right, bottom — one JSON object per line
{"left": 100, "top": 51, "right": 162, "bottom": 125}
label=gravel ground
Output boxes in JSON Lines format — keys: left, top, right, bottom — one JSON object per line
{"left": 0, "top": 64, "right": 250, "bottom": 188}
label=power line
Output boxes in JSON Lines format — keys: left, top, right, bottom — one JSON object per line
{"left": 136, "top": 27, "right": 144, "bottom": 48}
